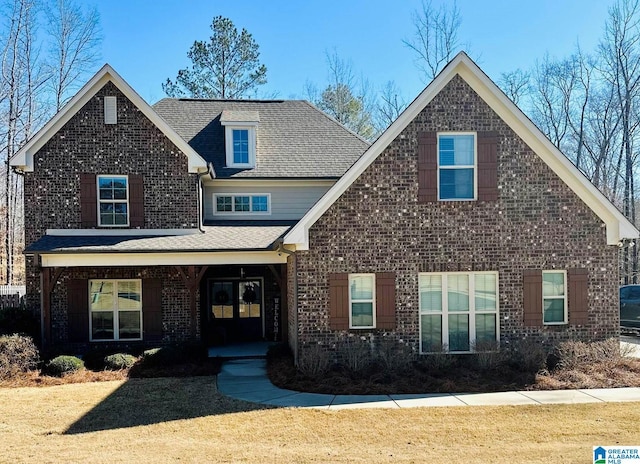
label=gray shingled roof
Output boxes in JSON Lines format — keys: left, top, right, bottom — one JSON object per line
{"left": 152, "top": 99, "right": 369, "bottom": 178}
{"left": 26, "top": 225, "right": 292, "bottom": 253}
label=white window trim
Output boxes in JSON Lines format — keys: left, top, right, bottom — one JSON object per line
{"left": 348, "top": 273, "right": 376, "bottom": 329}
{"left": 89, "top": 279, "right": 143, "bottom": 342}
{"left": 213, "top": 193, "right": 271, "bottom": 216}
{"left": 418, "top": 271, "right": 499, "bottom": 354}
{"left": 542, "top": 270, "right": 568, "bottom": 325}
{"left": 437, "top": 132, "right": 477, "bottom": 201}
{"left": 223, "top": 124, "right": 257, "bottom": 168}
{"left": 97, "top": 174, "right": 130, "bottom": 227}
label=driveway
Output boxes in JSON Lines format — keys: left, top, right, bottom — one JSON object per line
{"left": 621, "top": 335, "right": 640, "bottom": 357}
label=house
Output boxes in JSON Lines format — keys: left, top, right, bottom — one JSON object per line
{"left": 10, "top": 52, "right": 638, "bottom": 361}
{"left": 10, "top": 64, "right": 368, "bottom": 349}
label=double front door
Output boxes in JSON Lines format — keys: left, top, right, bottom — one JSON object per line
{"left": 208, "top": 279, "right": 263, "bottom": 343}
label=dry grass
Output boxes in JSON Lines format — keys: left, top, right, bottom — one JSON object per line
{"left": 0, "top": 377, "right": 638, "bottom": 463}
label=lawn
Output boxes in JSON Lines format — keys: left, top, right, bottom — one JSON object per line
{"left": 1, "top": 376, "right": 639, "bottom": 464}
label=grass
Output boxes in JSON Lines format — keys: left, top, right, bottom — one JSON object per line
{"left": 0, "top": 376, "right": 638, "bottom": 463}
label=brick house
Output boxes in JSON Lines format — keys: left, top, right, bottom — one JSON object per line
{"left": 10, "top": 52, "right": 638, "bottom": 360}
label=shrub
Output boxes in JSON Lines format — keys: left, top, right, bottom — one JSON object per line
{"left": 417, "top": 344, "right": 457, "bottom": 371}
{"left": 0, "top": 308, "right": 39, "bottom": 341}
{"left": 141, "top": 343, "right": 205, "bottom": 367}
{"left": 470, "top": 340, "right": 506, "bottom": 371}
{"left": 555, "top": 338, "right": 622, "bottom": 370}
{"left": 45, "top": 355, "right": 84, "bottom": 377}
{"left": 504, "top": 338, "right": 547, "bottom": 373}
{"left": 374, "top": 337, "right": 415, "bottom": 373}
{"left": 0, "top": 334, "right": 39, "bottom": 379}
{"left": 297, "top": 343, "right": 331, "bottom": 377}
{"left": 104, "top": 353, "right": 137, "bottom": 370}
{"left": 340, "top": 338, "right": 372, "bottom": 373}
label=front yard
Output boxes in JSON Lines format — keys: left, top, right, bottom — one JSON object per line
{"left": 1, "top": 376, "right": 639, "bottom": 464}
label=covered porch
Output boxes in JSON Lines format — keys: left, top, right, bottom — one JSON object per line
{"left": 26, "top": 224, "right": 293, "bottom": 349}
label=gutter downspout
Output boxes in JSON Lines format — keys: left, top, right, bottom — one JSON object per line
{"left": 197, "top": 163, "right": 214, "bottom": 233}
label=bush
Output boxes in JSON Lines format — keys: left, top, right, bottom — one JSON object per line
{"left": 470, "top": 340, "right": 506, "bottom": 371}
{"left": 340, "top": 338, "right": 372, "bottom": 373}
{"left": 555, "top": 338, "right": 622, "bottom": 370}
{"left": 104, "top": 353, "right": 137, "bottom": 370}
{"left": 0, "top": 334, "right": 39, "bottom": 379}
{"left": 0, "top": 308, "right": 39, "bottom": 341}
{"left": 297, "top": 343, "right": 331, "bottom": 377}
{"left": 374, "top": 337, "right": 415, "bottom": 373}
{"left": 504, "top": 338, "right": 548, "bottom": 373}
{"left": 141, "top": 343, "right": 205, "bottom": 367}
{"left": 45, "top": 355, "right": 84, "bottom": 377}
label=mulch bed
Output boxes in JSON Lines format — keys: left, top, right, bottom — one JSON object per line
{"left": 267, "top": 349, "right": 640, "bottom": 395}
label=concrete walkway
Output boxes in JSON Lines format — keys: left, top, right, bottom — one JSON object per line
{"left": 216, "top": 358, "right": 640, "bottom": 409}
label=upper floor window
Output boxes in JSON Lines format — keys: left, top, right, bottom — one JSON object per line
{"left": 214, "top": 194, "right": 270, "bottom": 215}
{"left": 97, "top": 175, "right": 128, "bottom": 226}
{"left": 438, "top": 133, "right": 476, "bottom": 200}
{"left": 232, "top": 129, "right": 249, "bottom": 164}
{"left": 220, "top": 110, "right": 259, "bottom": 169}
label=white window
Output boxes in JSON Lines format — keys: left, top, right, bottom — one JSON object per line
{"left": 89, "top": 279, "right": 142, "bottom": 341}
{"left": 419, "top": 272, "right": 498, "bottom": 353}
{"left": 438, "top": 133, "right": 476, "bottom": 200}
{"left": 542, "top": 270, "right": 567, "bottom": 324}
{"left": 349, "top": 274, "right": 376, "bottom": 329}
{"left": 214, "top": 194, "right": 270, "bottom": 215}
{"left": 97, "top": 175, "right": 129, "bottom": 226}
{"left": 223, "top": 125, "right": 257, "bottom": 168}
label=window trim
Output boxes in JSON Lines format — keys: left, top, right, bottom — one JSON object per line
{"left": 418, "top": 271, "right": 499, "bottom": 354}
{"left": 89, "top": 279, "right": 143, "bottom": 342}
{"left": 213, "top": 193, "right": 271, "bottom": 215}
{"left": 542, "top": 270, "right": 568, "bottom": 325}
{"left": 223, "top": 125, "right": 257, "bottom": 168}
{"left": 437, "top": 132, "right": 477, "bottom": 201}
{"left": 348, "top": 273, "right": 376, "bottom": 329}
{"left": 97, "top": 174, "right": 130, "bottom": 227}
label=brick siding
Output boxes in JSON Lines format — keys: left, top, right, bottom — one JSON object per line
{"left": 23, "top": 81, "right": 199, "bottom": 344}
{"left": 292, "top": 75, "right": 619, "bottom": 360}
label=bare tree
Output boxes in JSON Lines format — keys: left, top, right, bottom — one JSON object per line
{"left": 0, "top": 0, "right": 101, "bottom": 284}
{"left": 375, "top": 80, "right": 407, "bottom": 133}
{"left": 403, "top": 0, "right": 462, "bottom": 81}
{"left": 47, "top": 0, "right": 101, "bottom": 112}
{"left": 498, "top": 69, "right": 530, "bottom": 105}
{"left": 599, "top": 0, "right": 640, "bottom": 283}
{"left": 308, "top": 50, "right": 375, "bottom": 140}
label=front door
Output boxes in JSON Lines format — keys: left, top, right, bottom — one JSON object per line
{"left": 208, "top": 279, "right": 264, "bottom": 344}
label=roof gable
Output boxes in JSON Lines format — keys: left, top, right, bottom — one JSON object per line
{"left": 284, "top": 52, "right": 638, "bottom": 249}
{"left": 10, "top": 64, "right": 208, "bottom": 173}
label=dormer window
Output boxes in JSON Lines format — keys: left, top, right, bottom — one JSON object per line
{"left": 220, "top": 110, "right": 259, "bottom": 169}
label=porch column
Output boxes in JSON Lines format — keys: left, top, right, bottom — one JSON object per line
{"left": 175, "top": 265, "right": 209, "bottom": 339}
{"left": 40, "top": 266, "right": 63, "bottom": 347}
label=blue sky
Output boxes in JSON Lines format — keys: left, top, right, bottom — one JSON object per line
{"left": 95, "top": 0, "right": 611, "bottom": 104}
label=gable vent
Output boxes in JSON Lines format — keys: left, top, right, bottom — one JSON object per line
{"left": 104, "top": 96, "right": 117, "bottom": 124}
